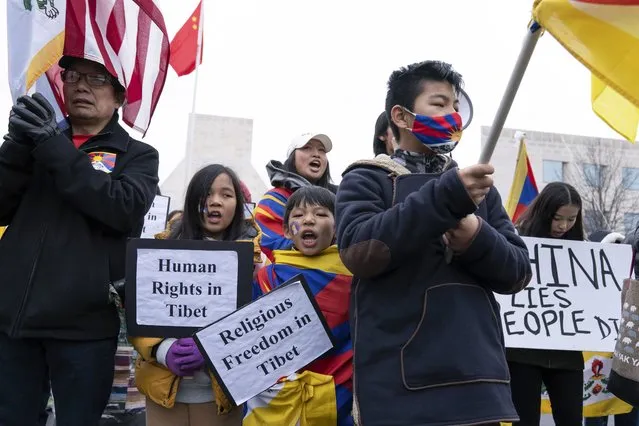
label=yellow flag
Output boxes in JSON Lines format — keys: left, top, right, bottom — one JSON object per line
{"left": 533, "top": 0, "right": 639, "bottom": 141}
{"left": 592, "top": 76, "right": 639, "bottom": 141}
{"left": 243, "top": 371, "right": 337, "bottom": 426}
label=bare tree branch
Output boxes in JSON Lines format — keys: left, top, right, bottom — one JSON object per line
{"left": 566, "top": 138, "right": 639, "bottom": 234}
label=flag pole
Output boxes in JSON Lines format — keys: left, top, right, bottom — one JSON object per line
{"left": 478, "top": 23, "right": 543, "bottom": 164}
{"left": 184, "top": 0, "right": 204, "bottom": 190}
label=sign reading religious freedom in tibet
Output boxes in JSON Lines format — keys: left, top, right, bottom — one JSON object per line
{"left": 194, "top": 275, "right": 335, "bottom": 405}
{"left": 125, "top": 238, "right": 254, "bottom": 337}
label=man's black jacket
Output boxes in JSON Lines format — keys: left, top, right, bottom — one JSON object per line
{"left": 0, "top": 113, "right": 159, "bottom": 340}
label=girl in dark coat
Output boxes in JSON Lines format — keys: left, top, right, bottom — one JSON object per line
{"left": 508, "top": 182, "right": 585, "bottom": 426}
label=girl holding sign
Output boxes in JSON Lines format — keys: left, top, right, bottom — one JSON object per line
{"left": 131, "top": 165, "right": 264, "bottom": 426}
{"left": 246, "top": 186, "right": 353, "bottom": 426}
{"left": 507, "top": 182, "right": 585, "bottom": 426}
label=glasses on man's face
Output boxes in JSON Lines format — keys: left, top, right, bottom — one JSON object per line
{"left": 61, "top": 70, "right": 112, "bottom": 87}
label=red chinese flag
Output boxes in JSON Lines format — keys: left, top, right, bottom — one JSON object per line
{"left": 169, "top": 1, "right": 203, "bottom": 76}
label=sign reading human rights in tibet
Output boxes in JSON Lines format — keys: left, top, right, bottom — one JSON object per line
{"left": 125, "top": 238, "right": 254, "bottom": 337}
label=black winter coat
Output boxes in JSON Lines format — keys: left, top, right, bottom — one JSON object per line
{"left": 0, "top": 114, "right": 159, "bottom": 340}
{"left": 336, "top": 156, "right": 532, "bottom": 426}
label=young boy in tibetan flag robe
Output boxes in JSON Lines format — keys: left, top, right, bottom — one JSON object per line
{"left": 244, "top": 186, "right": 353, "bottom": 426}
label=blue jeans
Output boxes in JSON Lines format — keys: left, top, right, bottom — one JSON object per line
{"left": 585, "top": 408, "right": 639, "bottom": 426}
{"left": 0, "top": 332, "right": 117, "bottom": 426}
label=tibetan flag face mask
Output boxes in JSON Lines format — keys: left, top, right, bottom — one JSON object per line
{"left": 403, "top": 108, "right": 463, "bottom": 154}
{"left": 401, "top": 87, "right": 473, "bottom": 154}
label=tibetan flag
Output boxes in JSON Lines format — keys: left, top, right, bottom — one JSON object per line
{"left": 88, "top": 152, "right": 117, "bottom": 174}
{"left": 169, "top": 0, "right": 203, "bottom": 76}
{"left": 533, "top": 0, "right": 639, "bottom": 141}
{"left": 244, "top": 371, "right": 338, "bottom": 426}
{"left": 506, "top": 141, "right": 539, "bottom": 223}
{"left": 250, "top": 246, "right": 353, "bottom": 426}
{"left": 541, "top": 352, "right": 633, "bottom": 417}
{"left": 255, "top": 187, "right": 295, "bottom": 262}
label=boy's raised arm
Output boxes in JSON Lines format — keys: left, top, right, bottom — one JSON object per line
{"left": 336, "top": 166, "right": 477, "bottom": 279}
{"left": 454, "top": 188, "right": 532, "bottom": 294}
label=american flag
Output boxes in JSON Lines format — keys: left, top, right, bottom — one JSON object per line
{"left": 45, "top": 0, "right": 170, "bottom": 134}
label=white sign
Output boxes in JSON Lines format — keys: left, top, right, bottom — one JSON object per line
{"left": 141, "top": 195, "right": 170, "bottom": 238}
{"left": 135, "top": 248, "right": 238, "bottom": 327}
{"left": 243, "top": 202, "right": 255, "bottom": 220}
{"left": 195, "top": 278, "right": 334, "bottom": 405}
{"left": 496, "top": 237, "right": 633, "bottom": 352}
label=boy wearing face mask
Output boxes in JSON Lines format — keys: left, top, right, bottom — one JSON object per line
{"left": 335, "top": 61, "right": 532, "bottom": 426}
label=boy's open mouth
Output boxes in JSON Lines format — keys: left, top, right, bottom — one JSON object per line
{"left": 301, "top": 230, "right": 318, "bottom": 247}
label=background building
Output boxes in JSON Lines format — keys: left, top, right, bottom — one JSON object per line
{"left": 483, "top": 126, "right": 639, "bottom": 236}
{"left": 161, "top": 114, "right": 267, "bottom": 210}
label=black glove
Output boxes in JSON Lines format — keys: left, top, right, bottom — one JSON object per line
{"left": 9, "top": 93, "right": 60, "bottom": 144}
{"left": 2, "top": 132, "right": 19, "bottom": 146}
{"left": 8, "top": 106, "right": 35, "bottom": 146}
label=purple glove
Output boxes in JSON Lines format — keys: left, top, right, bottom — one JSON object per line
{"left": 165, "top": 338, "right": 206, "bottom": 376}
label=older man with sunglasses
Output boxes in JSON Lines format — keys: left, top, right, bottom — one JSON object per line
{"left": 0, "top": 56, "right": 159, "bottom": 426}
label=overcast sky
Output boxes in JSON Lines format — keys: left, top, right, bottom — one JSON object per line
{"left": 0, "top": 0, "right": 629, "bottom": 185}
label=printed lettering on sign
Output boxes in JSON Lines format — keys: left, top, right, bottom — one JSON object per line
{"left": 140, "top": 195, "right": 170, "bottom": 238}
{"left": 125, "top": 238, "right": 254, "bottom": 337}
{"left": 194, "top": 275, "right": 334, "bottom": 405}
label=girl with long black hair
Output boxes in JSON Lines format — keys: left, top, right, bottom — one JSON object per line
{"left": 509, "top": 182, "right": 585, "bottom": 426}
{"left": 131, "top": 164, "right": 263, "bottom": 426}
